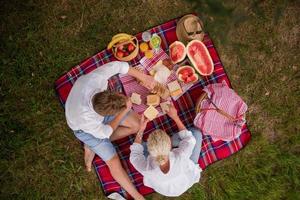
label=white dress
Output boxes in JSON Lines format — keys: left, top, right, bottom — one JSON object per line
{"left": 130, "top": 130, "right": 202, "bottom": 197}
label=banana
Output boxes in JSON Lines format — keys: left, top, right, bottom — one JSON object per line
{"left": 107, "top": 35, "right": 132, "bottom": 49}
{"left": 112, "top": 33, "right": 132, "bottom": 41}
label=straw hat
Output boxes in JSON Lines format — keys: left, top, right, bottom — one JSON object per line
{"left": 176, "top": 14, "right": 204, "bottom": 44}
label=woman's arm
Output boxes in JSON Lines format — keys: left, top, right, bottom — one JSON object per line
{"left": 166, "top": 103, "right": 186, "bottom": 131}
{"left": 167, "top": 103, "right": 196, "bottom": 158}
{"left": 172, "top": 116, "right": 186, "bottom": 131}
{"left": 134, "top": 115, "right": 149, "bottom": 144}
{"left": 130, "top": 143, "right": 148, "bottom": 173}
{"left": 130, "top": 115, "right": 149, "bottom": 172}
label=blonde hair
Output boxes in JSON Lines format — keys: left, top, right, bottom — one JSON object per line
{"left": 92, "top": 91, "right": 127, "bottom": 116}
{"left": 147, "top": 129, "right": 171, "bottom": 165}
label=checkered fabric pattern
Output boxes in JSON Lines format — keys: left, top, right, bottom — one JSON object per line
{"left": 55, "top": 15, "right": 251, "bottom": 199}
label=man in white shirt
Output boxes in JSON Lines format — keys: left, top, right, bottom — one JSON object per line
{"left": 130, "top": 104, "right": 203, "bottom": 197}
{"left": 65, "top": 61, "right": 155, "bottom": 200}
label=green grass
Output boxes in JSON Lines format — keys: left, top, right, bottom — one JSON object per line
{"left": 1, "top": 0, "right": 299, "bottom": 199}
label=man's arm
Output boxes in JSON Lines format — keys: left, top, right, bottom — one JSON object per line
{"left": 108, "top": 97, "right": 132, "bottom": 131}
{"left": 92, "top": 61, "right": 130, "bottom": 80}
{"left": 127, "top": 67, "right": 156, "bottom": 90}
{"left": 93, "top": 61, "right": 156, "bottom": 90}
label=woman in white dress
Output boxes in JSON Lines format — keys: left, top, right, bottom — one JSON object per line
{"left": 130, "top": 104, "right": 203, "bottom": 197}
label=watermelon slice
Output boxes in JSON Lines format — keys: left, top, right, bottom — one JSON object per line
{"left": 169, "top": 41, "right": 186, "bottom": 64}
{"left": 176, "top": 65, "right": 199, "bottom": 84}
{"left": 186, "top": 40, "right": 214, "bottom": 76}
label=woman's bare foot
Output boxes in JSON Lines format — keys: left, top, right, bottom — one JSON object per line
{"left": 84, "top": 144, "right": 95, "bottom": 172}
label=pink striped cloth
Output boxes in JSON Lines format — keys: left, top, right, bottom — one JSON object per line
{"left": 194, "top": 81, "right": 248, "bottom": 141}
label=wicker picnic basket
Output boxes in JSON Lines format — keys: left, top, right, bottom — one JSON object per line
{"left": 112, "top": 36, "right": 139, "bottom": 61}
{"left": 195, "top": 92, "right": 246, "bottom": 122}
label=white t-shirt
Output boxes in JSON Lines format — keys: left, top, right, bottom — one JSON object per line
{"left": 65, "top": 61, "right": 129, "bottom": 139}
{"left": 130, "top": 130, "right": 202, "bottom": 197}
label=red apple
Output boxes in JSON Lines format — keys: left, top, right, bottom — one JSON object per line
{"left": 116, "top": 51, "right": 124, "bottom": 58}
{"left": 128, "top": 43, "right": 135, "bottom": 52}
{"left": 124, "top": 52, "right": 129, "bottom": 57}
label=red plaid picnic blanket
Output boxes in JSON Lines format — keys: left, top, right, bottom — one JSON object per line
{"left": 55, "top": 15, "right": 251, "bottom": 199}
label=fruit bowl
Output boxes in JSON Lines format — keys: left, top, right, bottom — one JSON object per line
{"left": 176, "top": 65, "right": 199, "bottom": 84}
{"left": 112, "top": 37, "right": 139, "bottom": 61}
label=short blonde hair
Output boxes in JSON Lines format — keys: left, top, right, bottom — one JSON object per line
{"left": 147, "top": 129, "right": 171, "bottom": 165}
{"left": 92, "top": 91, "right": 127, "bottom": 116}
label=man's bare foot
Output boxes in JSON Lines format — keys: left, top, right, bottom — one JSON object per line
{"left": 84, "top": 144, "right": 95, "bottom": 172}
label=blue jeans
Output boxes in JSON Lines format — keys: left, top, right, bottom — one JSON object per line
{"left": 74, "top": 110, "right": 132, "bottom": 161}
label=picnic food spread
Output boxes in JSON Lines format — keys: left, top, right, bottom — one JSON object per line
{"left": 114, "top": 30, "right": 217, "bottom": 122}
{"left": 107, "top": 30, "right": 213, "bottom": 122}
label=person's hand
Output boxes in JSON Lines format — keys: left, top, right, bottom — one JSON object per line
{"left": 125, "top": 97, "right": 132, "bottom": 111}
{"left": 166, "top": 103, "right": 179, "bottom": 120}
{"left": 140, "top": 74, "right": 157, "bottom": 90}
{"left": 138, "top": 115, "right": 149, "bottom": 133}
{"left": 135, "top": 115, "right": 149, "bottom": 144}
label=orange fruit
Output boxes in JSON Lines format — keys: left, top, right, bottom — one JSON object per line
{"left": 145, "top": 50, "right": 153, "bottom": 59}
{"left": 139, "top": 42, "right": 149, "bottom": 52}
